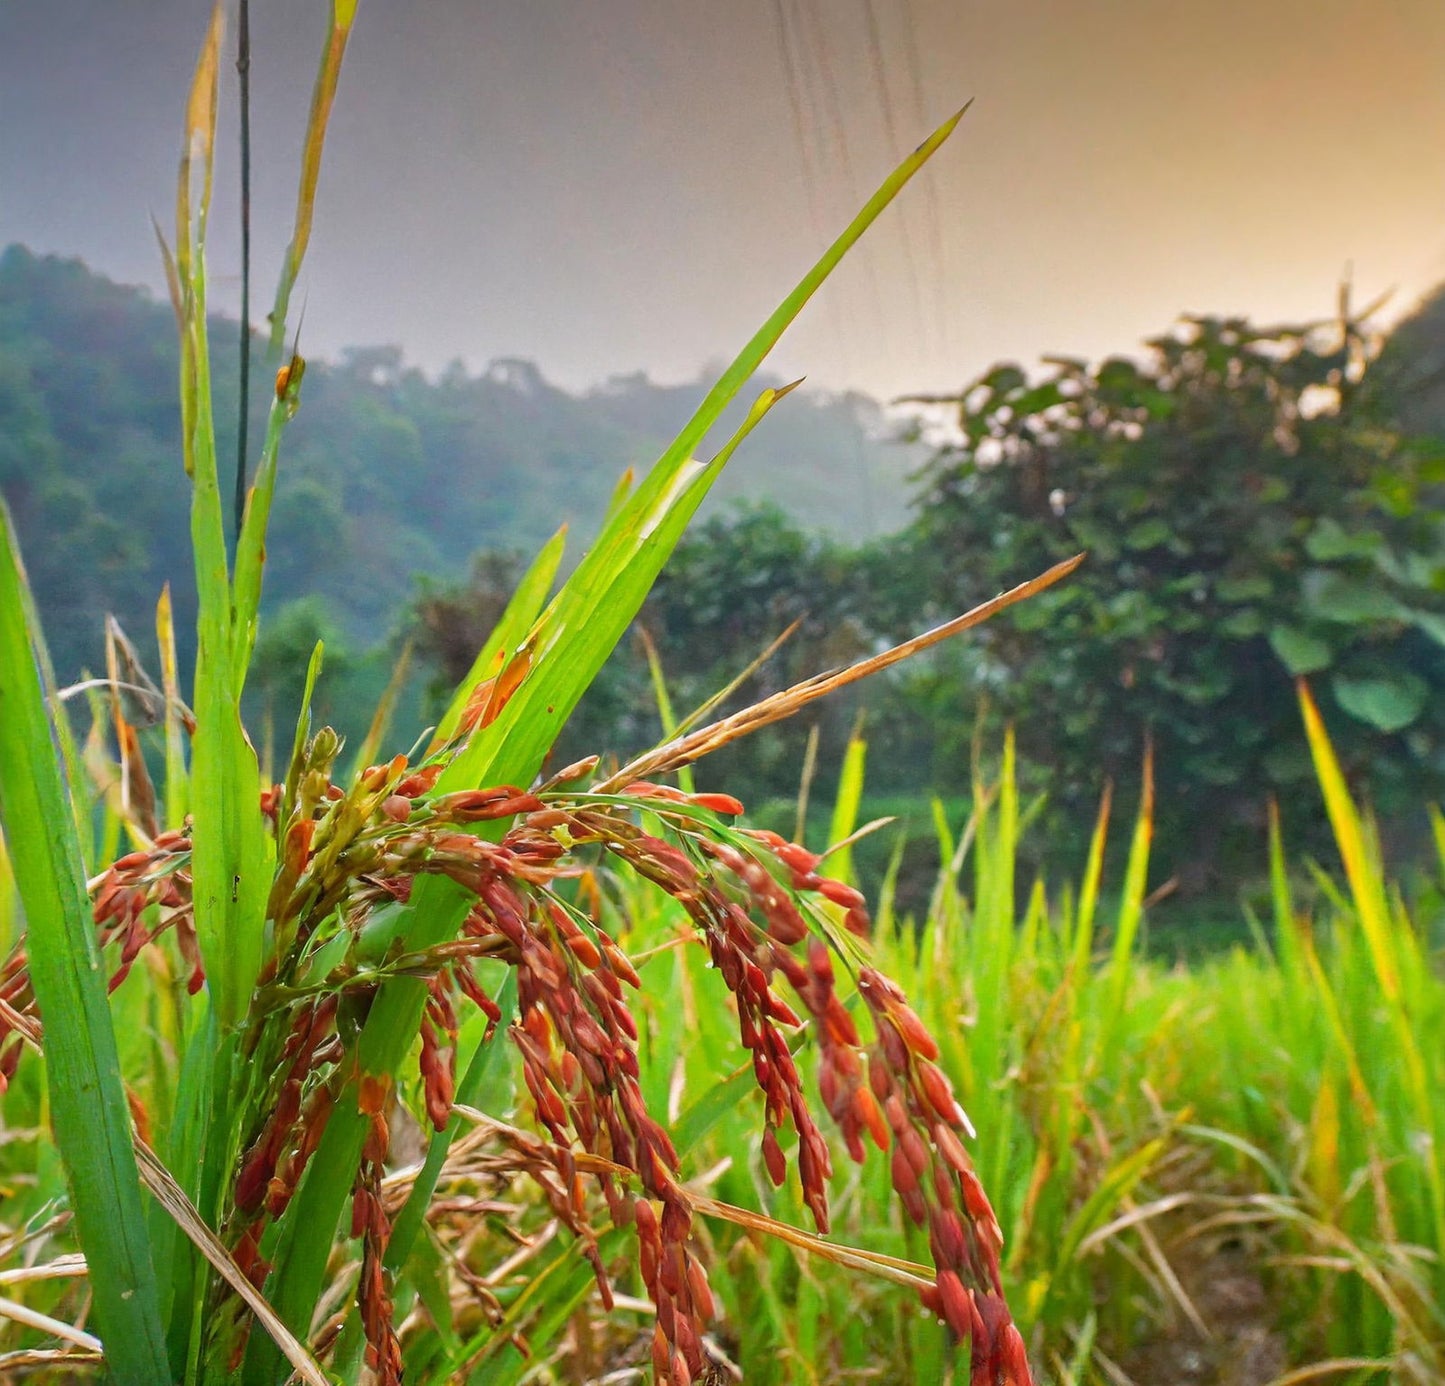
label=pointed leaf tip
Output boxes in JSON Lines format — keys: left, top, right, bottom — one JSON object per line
{"left": 186, "top": 5, "right": 225, "bottom": 143}
{"left": 916, "top": 100, "right": 972, "bottom": 154}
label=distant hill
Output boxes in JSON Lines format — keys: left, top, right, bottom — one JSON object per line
{"left": 0, "top": 244, "right": 925, "bottom": 681}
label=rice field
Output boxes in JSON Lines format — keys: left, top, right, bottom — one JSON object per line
{"left": 0, "top": 7, "right": 1440, "bottom": 1383}
{"left": 585, "top": 720, "right": 1444, "bottom": 1384}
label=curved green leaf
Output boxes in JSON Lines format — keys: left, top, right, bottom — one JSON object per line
{"left": 0, "top": 505, "right": 169, "bottom": 1383}
{"left": 1269, "top": 624, "right": 1332, "bottom": 676}
{"left": 1331, "top": 671, "right": 1426, "bottom": 733}
{"left": 1301, "top": 569, "right": 1403, "bottom": 625}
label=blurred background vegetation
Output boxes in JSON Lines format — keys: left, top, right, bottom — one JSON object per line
{"left": 7, "top": 240, "right": 1445, "bottom": 930}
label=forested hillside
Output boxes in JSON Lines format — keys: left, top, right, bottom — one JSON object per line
{"left": 0, "top": 244, "right": 923, "bottom": 683}
{"left": 8, "top": 239, "right": 1445, "bottom": 889}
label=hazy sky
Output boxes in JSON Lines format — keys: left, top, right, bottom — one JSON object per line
{"left": 3, "top": 1, "right": 1444, "bottom": 401}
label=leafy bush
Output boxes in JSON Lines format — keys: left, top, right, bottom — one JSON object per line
{"left": 901, "top": 312, "right": 1445, "bottom": 883}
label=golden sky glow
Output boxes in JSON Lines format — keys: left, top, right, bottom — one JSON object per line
{"left": 2, "top": 0, "right": 1442, "bottom": 400}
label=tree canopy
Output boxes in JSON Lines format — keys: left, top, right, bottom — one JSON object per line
{"left": 896, "top": 311, "right": 1445, "bottom": 876}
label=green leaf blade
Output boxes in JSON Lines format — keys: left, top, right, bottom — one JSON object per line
{"left": 0, "top": 506, "right": 170, "bottom": 1384}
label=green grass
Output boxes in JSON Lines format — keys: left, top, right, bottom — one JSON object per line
{"left": 599, "top": 718, "right": 1445, "bottom": 1383}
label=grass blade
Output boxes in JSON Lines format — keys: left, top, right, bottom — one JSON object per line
{"left": 0, "top": 505, "right": 169, "bottom": 1383}
{"left": 825, "top": 731, "right": 867, "bottom": 885}
{"left": 1297, "top": 681, "right": 1445, "bottom": 1278}
{"left": 1070, "top": 780, "right": 1112, "bottom": 974}
{"left": 1297, "top": 683, "right": 1401, "bottom": 1001}
{"left": 441, "top": 380, "right": 803, "bottom": 797}
{"left": 351, "top": 638, "right": 414, "bottom": 776}
{"left": 176, "top": 3, "right": 273, "bottom": 1035}
{"left": 155, "top": 584, "right": 192, "bottom": 831}
{"left": 433, "top": 524, "right": 567, "bottom": 747}
{"left": 1103, "top": 739, "right": 1153, "bottom": 1056}
{"left": 231, "top": 387, "right": 302, "bottom": 693}
{"left": 267, "top": 0, "right": 358, "bottom": 356}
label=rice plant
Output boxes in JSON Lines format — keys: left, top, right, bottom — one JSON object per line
{"left": 0, "top": 7, "right": 1061, "bottom": 1383}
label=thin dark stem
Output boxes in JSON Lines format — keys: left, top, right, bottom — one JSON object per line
{"left": 234, "top": 0, "right": 252, "bottom": 547}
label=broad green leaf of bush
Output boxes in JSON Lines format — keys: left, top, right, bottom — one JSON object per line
{"left": 1215, "top": 574, "right": 1273, "bottom": 603}
{"left": 1411, "top": 608, "right": 1445, "bottom": 647}
{"left": 1305, "top": 516, "right": 1383, "bottom": 561}
{"left": 1269, "top": 624, "right": 1332, "bottom": 675}
{"left": 1331, "top": 671, "right": 1427, "bottom": 733}
{"left": 1124, "top": 516, "right": 1171, "bottom": 551}
{"left": 1301, "top": 568, "right": 1404, "bottom": 624}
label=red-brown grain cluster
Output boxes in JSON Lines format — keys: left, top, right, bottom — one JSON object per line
{"left": 858, "top": 967, "right": 1032, "bottom": 1384}
{"left": 430, "top": 816, "right": 714, "bottom": 1386}
{"left": 354, "top": 1074, "right": 404, "bottom": 1385}
{"left": 0, "top": 828, "right": 201, "bottom": 1092}
{"left": 613, "top": 814, "right": 1033, "bottom": 1385}
{"left": 0, "top": 949, "right": 32, "bottom": 1089}
{"left": 0, "top": 747, "right": 1034, "bottom": 1384}
{"left": 91, "top": 830, "right": 203, "bottom": 992}
{"left": 230, "top": 995, "right": 342, "bottom": 1287}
